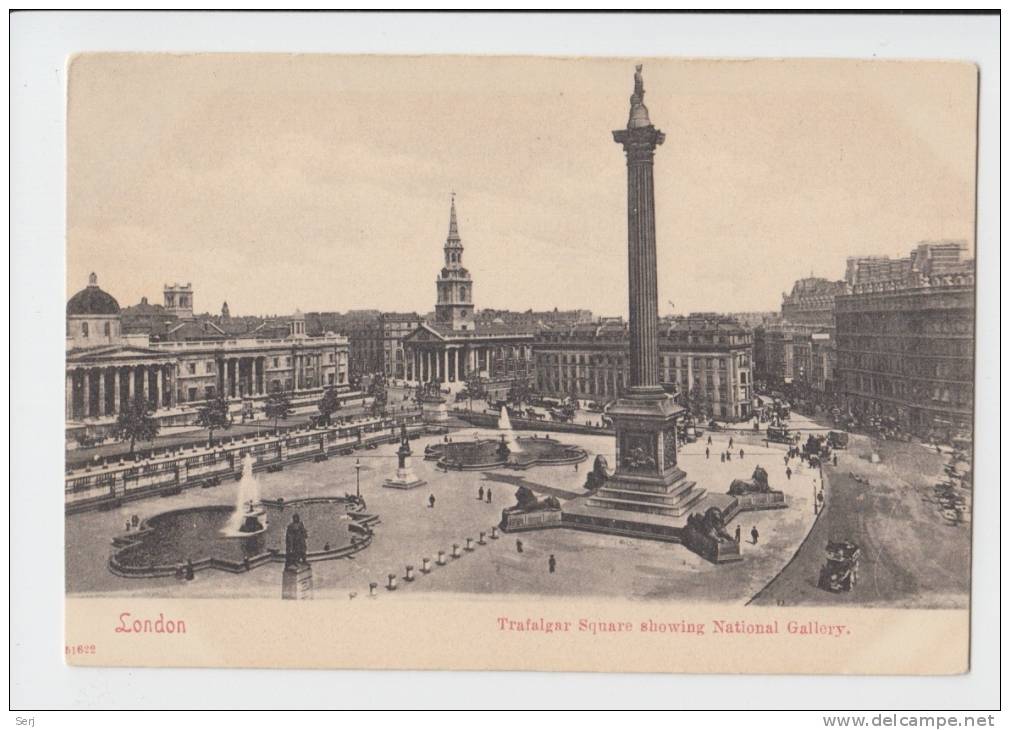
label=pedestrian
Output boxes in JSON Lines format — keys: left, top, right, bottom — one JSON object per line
{"left": 516, "top": 539, "right": 524, "bottom": 553}
{"left": 428, "top": 494, "right": 436, "bottom": 509}
{"left": 750, "top": 526, "right": 759, "bottom": 545}
{"left": 739, "top": 448, "right": 745, "bottom": 460}
{"left": 548, "top": 554, "right": 556, "bottom": 574}
{"left": 707, "top": 435, "right": 713, "bottom": 445}
{"left": 478, "top": 486, "right": 484, "bottom": 501}
{"left": 720, "top": 452, "right": 725, "bottom": 463}
{"left": 486, "top": 488, "right": 492, "bottom": 503}
{"left": 735, "top": 525, "right": 741, "bottom": 543}
{"left": 786, "top": 466, "right": 792, "bottom": 480}
{"left": 185, "top": 559, "right": 195, "bottom": 580}
{"left": 705, "top": 447, "right": 710, "bottom": 460}
{"left": 832, "top": 453, "right": 838, "bottom": 467}
{"left": 726, "top": 450, "right": 732, "bottom": 461}
{"left": 784, "top": 454, "right": 789, "bottom": 466}
{"left": 729, "top": 437, "right": 734, "bottom": 449}
{"left": 574, "top": 462, "right": 578, "bottom": 472}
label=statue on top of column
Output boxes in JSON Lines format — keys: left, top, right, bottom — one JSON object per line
{"left": 627, "top": 63, "right": 652, "bottom": 130}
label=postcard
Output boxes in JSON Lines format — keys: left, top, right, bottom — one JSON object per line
{"left": 64, "top": 54, "right": 977, "bottom": 673}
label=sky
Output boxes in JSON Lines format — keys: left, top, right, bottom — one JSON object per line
{"left": 67, "top": 54, "right": 977, "bottom": 318}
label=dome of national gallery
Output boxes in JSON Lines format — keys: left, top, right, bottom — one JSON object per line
{"left": 67, "top": 273, "right": 120, "bottom": 315}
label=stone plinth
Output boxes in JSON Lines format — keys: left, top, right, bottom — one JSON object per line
{"left": 281, "top": 563, "right": 313, "bottom": 600}
{"left": 420, "top": 396, "right": 447, "bottom": 424}
{"left": 383, "top": 464, "right": 427, "bottom": 490}
{"left": 588, "top": 394, "right": 704, "bottom": 517}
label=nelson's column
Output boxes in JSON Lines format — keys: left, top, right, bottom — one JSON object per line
{"left": 587, "top": 65, "right": 704, "bottom": 517}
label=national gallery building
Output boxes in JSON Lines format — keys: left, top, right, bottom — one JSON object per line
{"left": 65, "top": 274, "right": 349, "bottom": 436}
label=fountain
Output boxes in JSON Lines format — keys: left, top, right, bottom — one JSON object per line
{"left": 497, "top": 406, "right": 523, "bottom": 453}
{"left": 222, "top": 453, "right": 268, "bottom": 537}
{"left": 423, "top": 407, "right": 586, "bottom": 471}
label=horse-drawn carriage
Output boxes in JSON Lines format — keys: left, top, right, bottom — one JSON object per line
{"left": 818, "top": 541, "right": 861, "bottom": 593}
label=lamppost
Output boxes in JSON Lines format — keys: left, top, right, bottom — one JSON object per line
{"left": 354, "top": 457, "right": 362, "bottom": 499}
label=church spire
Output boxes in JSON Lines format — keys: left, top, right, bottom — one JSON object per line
{"left": 446, "top": 193, "right": 461, "bottom": 246}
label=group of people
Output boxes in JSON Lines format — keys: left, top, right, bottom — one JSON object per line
{"left": 703, "top": 434, "right": 745, "bottom": 463}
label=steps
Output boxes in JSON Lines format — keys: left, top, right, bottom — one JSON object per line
{"left": 587, "top": 473, "right": 707, "bottom": 518}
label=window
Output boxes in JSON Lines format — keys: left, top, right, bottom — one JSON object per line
{"left": 205, "top": 361, "right": 215, "bottom": 373}
{"left": 104, "top": 322, "right": 111, "bottom": 336}
{"left": 187, "top": 363, "right": 196, "bottom": 375}
{"left": 187, "top": 387, "right": 197, "bottom": 402}
{"left": 81, "top": 322, "right": 89, "bottom": 337}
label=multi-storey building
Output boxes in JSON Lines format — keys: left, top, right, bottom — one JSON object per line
{"left": 66, "top": 274, "right": 349, "bottom": 433}
{"left": 380, "top": 313, "right": 424, "bottom": 380}
{"left": 534, "top": 315, "right": 753, "bottom": 421}
{"left": 474, "top": 308, "right": 594, "bottom": 329}
{"left": 403, "top": 197, "right": 536, "bottom": 399}
{"left": 835, "top": 264, "right": 974, "bottom": 439}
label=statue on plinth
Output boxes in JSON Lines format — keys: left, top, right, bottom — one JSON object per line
{"left": 284, "top": 513, "right": 309, "bottom": 568}
{"left": 510, "top": 485, "right": 561, "bottom": 513}
{"left": 383, "top": 420, "right": 427, "bottom": 490}
{"left": 686, "top": 506, "right": 735, "bottom": 545}
{"left": 729, "top": 464, "right": 773, "bottom": 495}
{"left": 583, "top": 455, "right": 610, "bottom": 492}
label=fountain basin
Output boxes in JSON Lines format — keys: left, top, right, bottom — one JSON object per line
{"left": 425, "top": 436, "right": 586, "bottom": 471}
{"left": 109, "top": 497, "right": 376, "bottom": 578}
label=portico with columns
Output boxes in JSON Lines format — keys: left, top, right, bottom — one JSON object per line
{"left": 65, "top": 347, "right": 178, "bottom": 421}
{"left": 403, "top": 323, "right": 535, "bottom": 397}
{"left": 402, "top": 195, "right": 536, "bottom": 398}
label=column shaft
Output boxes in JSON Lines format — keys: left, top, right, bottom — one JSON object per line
{"left": 97, "top": 369, "right": 106, "bottom": 416}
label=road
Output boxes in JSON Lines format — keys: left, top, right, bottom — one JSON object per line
{"left": 750, "top": 434, "right": 970, "bottom": 608}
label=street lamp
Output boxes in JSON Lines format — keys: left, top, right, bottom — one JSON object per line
{"left": 354, "top": 457, "right": 362, "bottom": 499}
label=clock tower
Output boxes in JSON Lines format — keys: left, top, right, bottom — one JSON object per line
{"left": 434, "top": 194, "right": 475, "bottom": 331}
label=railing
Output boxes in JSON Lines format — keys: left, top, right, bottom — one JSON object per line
{"left": 65, "top": 413, "right": 424, "bottom": 513}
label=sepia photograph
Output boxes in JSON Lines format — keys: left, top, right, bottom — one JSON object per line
{"left": 59, "top": 53, "right": 979, "bottom": 671}
{"left": 10, "top": 8, "right": 1001, "bottom": 713}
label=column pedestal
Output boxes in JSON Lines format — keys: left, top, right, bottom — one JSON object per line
{"left": 281, "top": 563, "right": 313, "bottom": 600}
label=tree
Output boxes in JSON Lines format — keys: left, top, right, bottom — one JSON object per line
{"left": 369, "top": 378, "right": 387, "bottom": 416}
{"left": 265, "top": 389, "right": 294, "bottom": 433}
{"left": 112, "top": 395, "right": 161, "bottom": 458}
{"left": 507, "top": 378, "right": 530, "bottom": 407}
{"left": 195, "top": 394, "right": 232, "bottom": 447}
{"left": 464, "top": 371, "right": 487, "bottom": 410}
{"left": 568, "top": 380, "right": 581, "bottom": 408}
{"left": 687, "top": 385, "right": 708, "bottom": 421}
{"left": 317, "top": 386, "right": 341, "bottom": 426}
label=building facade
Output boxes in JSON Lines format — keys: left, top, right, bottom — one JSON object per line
{"left": 403, "top": 198, "right": 535, "bottom": 398}
{"left": 474, "top": 308, "right": 594, "bottom": 329}
{"left": 66, "top": 274, "right": 349, "bottom": 431}
{"left": 835, "top": 271, "right": 974, "bottom": 439}
{"left": 534, "top": 315, "right": 753, "bottom": 420}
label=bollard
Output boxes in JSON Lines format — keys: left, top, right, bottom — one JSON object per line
{"left": 451, "top": 543, "right": 461, "bottom": 559}
{"left": 405, "top": 565, "right": 415, "bottom": 582}
{"left": 437, "top": 550, "right": 446, "bottom": 565}
{"left": 490, "top": 526, "right": 499, "bottom": 540}
{"left": 369, "top": 582, "right": 377, "bottom": 597}
{"left": 387, "top": 573, "right": 397, "bottom": 591}
{"left": 421, "top": 557, "right": 431, "bottom": 573}
{"left": 465, "top": 537, "right": 474, "bottom": 551}
{"left": 478, "top": 531, "right": 486, "bottom": 545}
